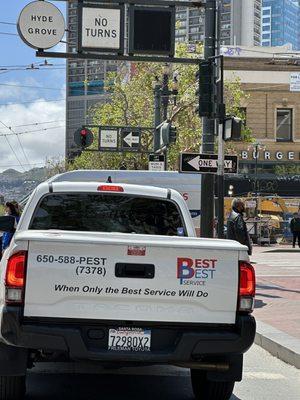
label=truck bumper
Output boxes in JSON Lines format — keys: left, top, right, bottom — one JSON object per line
{"left": 1, "top": 307, "right": 255, "bottom": 378}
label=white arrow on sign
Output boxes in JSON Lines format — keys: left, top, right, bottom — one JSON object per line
{"left": 188, "top": 156, "right": 200, "bottom": 170}
{"left": 188, "top": 156, "right": 233, "bottom": 170}
{"left": 123, "top": 132, "right": 139, "bottom": 147}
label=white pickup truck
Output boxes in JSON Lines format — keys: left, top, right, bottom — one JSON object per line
{"left": 0, "top": 179, "right": 256, "bottom": 400}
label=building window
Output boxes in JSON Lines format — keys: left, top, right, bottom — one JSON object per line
{"left": 276, "top": 109, "right": 293, "bottom": 142}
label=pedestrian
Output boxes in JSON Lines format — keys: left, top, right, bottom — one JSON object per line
{"left": 2, "top": 201, "right": 20, "bottom": 254}
{"left": 290, "top": 212, "right": 300, "bottom": 248}
{"left": 226, "top": 198, "right": 252, "bottom": 255}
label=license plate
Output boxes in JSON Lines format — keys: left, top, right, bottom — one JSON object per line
{"left": 108, "top": 328, "right": 151, "bottom": 352}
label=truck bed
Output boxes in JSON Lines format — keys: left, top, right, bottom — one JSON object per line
{"left": 17, "top": 230, "right": 247, "bottom": 325}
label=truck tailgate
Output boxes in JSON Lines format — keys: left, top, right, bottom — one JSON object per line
{"left": 20, "top": 231, "right": 242, "bottom": 324}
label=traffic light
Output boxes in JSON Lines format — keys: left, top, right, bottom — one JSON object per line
{"left": 223, "top": 117, "right": 242, "bottom": 141}
{"left": 159, "top": 122, "right": 177, "bottom": 147}
{"left": 195, "top": 60, "right": 216, "bottom": 118}
{"left": 74, "top": 127, "right": 94, "bottom": 148}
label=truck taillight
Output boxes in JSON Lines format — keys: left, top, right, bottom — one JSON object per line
{"left": 5, "top": 251, "right": 27, "bottom": 305}
{"left": 239, "top": 261, "right": 256, "bottom": 313}
{"left": 97, "top": 185, "right": 124, "bottom": 192}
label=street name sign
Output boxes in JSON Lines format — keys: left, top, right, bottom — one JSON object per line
{"left": 79, "top": 4, "right": 124, "bottom": 53}
{"left": 99, "top": 128, "right": 118, "bottom": 151}
{"left": 121, "top": 128, "right": 141, "bottom": 151}
{"left": 180, "top": 153, "right": 238, "bottom": 174}
{"left": 148, "top": 154, "right": 165, "bottom": 171}
{"left": 17, "top": 1, "right": 65, "bottom": 50}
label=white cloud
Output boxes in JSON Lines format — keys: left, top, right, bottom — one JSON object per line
{"left": 0, "top": 80, "right": 23, "bottom": 100}
{"left": 0, "top": 98, "right": 65, "bottom": 172}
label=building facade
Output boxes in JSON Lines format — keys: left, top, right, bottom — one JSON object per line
{"left": 176, "top": 0, "right": 261, "bottom": 46}
{"left": 262, "top": 0, "right": 300, "bottom": 50}
{"left": 224, "top": 47, "right": 300, "bottom": 196}
{"left": 66, "top": 0, "right": 118, "bottom": 159}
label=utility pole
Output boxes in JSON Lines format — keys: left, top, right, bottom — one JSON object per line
{"left": 200, "top": 0, "right": 217, "bottom": 237}
{"left": 153, "top": 79, "right": 162, "bottom": 152}
{"left": 216, "top": 2, "right": 225, "bottom": 239}
{"left": 162, "top": 64, "right": 171, "bottom": 120}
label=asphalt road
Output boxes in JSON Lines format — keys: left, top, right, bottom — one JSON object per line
{"left": 26, "top": 345, "right": 300, "bottom": 400}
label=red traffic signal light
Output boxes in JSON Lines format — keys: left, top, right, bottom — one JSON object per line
{"left": 74, "top": 127, "right": 94, "bottom": 148}
{"left": 80, "top": 129, "right": 88, "bottom": 146}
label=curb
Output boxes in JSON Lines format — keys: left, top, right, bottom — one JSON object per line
{"left": 255, "top": 320, "right": 300, "bottom": 369}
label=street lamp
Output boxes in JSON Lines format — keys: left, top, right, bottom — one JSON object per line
{"left": 247, "top": 142, "right": 266, "bottom": 242}
{"left": 247, "top": 142, "right": 266, "bottom": 199}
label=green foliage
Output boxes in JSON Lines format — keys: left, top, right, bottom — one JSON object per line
{"left": 275, "top": 164, "right": 300, "bottom": 175}
{"left": 224, "top": 79, "right": 252, "bottom": 142}
{"left": 45, "top": 157, "right": 66, "bottom": 179}
{"left": 71, "top": 44, "right": 251, "bottom": 171}
{"left": 0, "top": 205, "right": 4, "bottom": 216}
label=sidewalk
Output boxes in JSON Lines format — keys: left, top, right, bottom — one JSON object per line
{"left": 251, "top": 245, "right": 300, "bottom": 368}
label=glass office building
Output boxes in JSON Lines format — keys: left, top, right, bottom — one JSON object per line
{"left": 176, "top": 0, "right": 261, "bottom": 47}
{"left": 262, "top": 0, "right": 300, "bottom": 49}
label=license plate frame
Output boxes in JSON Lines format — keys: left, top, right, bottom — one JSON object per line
{"left": 108, "top": 327, "right": 151, "bottom": 352}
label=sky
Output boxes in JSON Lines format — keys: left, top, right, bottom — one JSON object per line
{"left": 0, "top": 0, "right": 67, "bottom": 172}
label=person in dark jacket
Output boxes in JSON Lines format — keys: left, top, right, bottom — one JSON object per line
{"left": 290, "top": 213, "right": 300, "bottom": 248}
{"left": 227, "top": 198, "right": 252, "bottom": 255}
{"left": 2, "top": 201, "right": 20, "bottom": 254}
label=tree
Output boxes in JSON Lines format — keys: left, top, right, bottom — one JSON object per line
{"left": 70, "top": 44, "right": 251, "bottom": 171}
{"left": 45, "top": 157, "right": 66, "bottom": 179}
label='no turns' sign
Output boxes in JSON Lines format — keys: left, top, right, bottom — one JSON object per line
{"left": 79, "top": 4, "right": 124, "bottom": 53}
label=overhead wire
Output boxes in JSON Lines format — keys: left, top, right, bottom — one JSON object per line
{"left": 0, "top": 162, "right": 48, "bottom": 168}
{"left": 0, "top": 83, "right": 62, "bottom": 91}
{"left": 1, "top": 133, "right": 26, "bottom": 172}
{"left": 0, "top": 125, "right": 65, "bottom": 137}
{"left": 0, "top": 32, "right": 18, "bottom": 36}
{"left": 7, "top": 120, "right": 66, "bottom": 128}
{"left": 0, "top": 98, "right": 65, "bottom": 106}
{"left": 0, "top": 21, "right": 16, "bottom": 26}
{"left": 0, "top": 120, "right": 32, "bottom": 169}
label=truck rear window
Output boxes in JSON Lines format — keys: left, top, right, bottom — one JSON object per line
{"left": 30, "top": 193, "right": 186, "bottom": 236}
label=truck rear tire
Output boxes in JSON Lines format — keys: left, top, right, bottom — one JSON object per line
{"left": 0, "top": 375, "right": 26, "bottom": 400}
{"left": 191, "top": 369, "right": 234, "bottom": 400}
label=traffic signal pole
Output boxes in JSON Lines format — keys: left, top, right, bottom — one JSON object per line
{"left": 200, "top": 0, "right": 217, "bottom": 238}
{"left": 153, "top": 82, "right": 162, "bottom": 152}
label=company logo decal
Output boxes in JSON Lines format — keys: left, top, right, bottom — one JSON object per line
{"left": 177, "top": 257, "right": 217, "bottom": 285}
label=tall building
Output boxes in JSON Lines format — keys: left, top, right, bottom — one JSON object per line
{"left": 175, "top": 0, "right": 262, "bottom": 47}
{"left": 66, "top": 0, "right": 118, "bottom": 159}
{"left": 262, "top": 0, "right": 300, "bottom": 50}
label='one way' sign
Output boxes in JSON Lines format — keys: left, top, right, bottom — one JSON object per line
{"left": 180, "top": 153, "right": 238, "bottom": 174}
{"left": 121, "top": 128, "right": 140, "bottom": 151}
